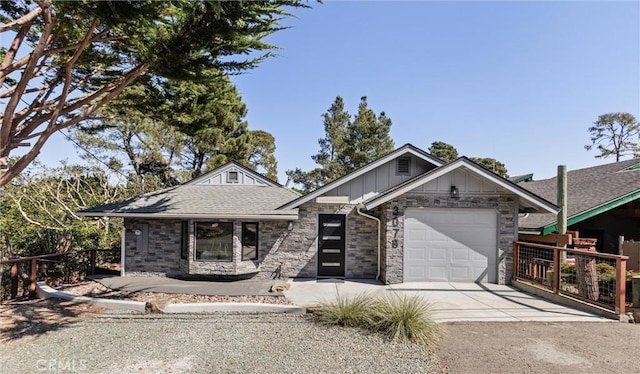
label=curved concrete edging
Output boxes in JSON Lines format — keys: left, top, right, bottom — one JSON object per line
{"left": 36, "top": 282, "right": 305, "bottom": 314}
{"left": 37, "top": 282, "right": 146, "bottom": 312}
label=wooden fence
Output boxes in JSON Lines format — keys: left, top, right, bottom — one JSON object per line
{"left": 622, "top": 241, "right": 640, "bottom": 272}
{"left": 1, "top": 249, "right": 119, "bottom": 299}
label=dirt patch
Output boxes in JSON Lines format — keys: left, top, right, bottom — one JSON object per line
{"left": 438, "top": 321, "right": 640, "bottom": 373}
{"left": 0, "top": 298, "right": 103, "bottom": 348}
{"left": 57, "top": 279, "right": 292, "bottom": 305}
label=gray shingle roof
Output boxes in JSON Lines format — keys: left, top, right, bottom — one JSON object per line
{"left": 78, "top": 185, "right": 300, "bottom": 219}
{"left": 519, "top": 158, "right": 640, "bottom": 230}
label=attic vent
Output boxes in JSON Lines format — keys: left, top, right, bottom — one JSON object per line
{"left": 227, "top": 171, "right": 239, "bottom": 183}
{"left": 397, "top": 157, "right": 410, "bottom": 174}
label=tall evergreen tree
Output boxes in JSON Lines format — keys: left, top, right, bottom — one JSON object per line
{"left": 71, "top": 76, "right": 278, "bottom": 186}
{"left": 585, "top": 112, "right": 639, "bottom": 162}
{"left": 311, "top": 96, "right": 350, "bottom": 181}
{"left": 341, "top": 97, "right": 394, "bottom": 169}
{"left": 428, "top": 141, "right": 509, "bottom": 177}
{"left": 0, "top": 0, "right": 305, "bottom": 187}
{"left": 287, "top": 96, "right": 394, "bottom": 192}
{"left": 428, "top": 141, "right": 459, "bottom": 162}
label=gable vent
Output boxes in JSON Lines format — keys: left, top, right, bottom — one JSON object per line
{"left": 227, "top": 171, "right": 239, "bottom": 183}
{"left": 397, "top": 157, "right": 410, "bottom": 174}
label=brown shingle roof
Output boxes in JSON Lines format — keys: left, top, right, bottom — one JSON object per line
{"left": 519, "top": 158, "right": 640, "bottom": 230}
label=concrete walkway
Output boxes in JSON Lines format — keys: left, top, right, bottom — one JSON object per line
{"left": 88, "top": 275, "right": 279, "bottom": 296}
{"left": 283, "top": 279, "right": 610, "bottom": 323}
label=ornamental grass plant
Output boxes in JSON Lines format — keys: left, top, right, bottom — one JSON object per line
{"left": 314, "top": 291, "right": 442, "bottom": 347}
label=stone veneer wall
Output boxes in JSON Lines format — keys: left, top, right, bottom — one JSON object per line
{"left": 258, "top": 202, "right": 378, "bottom": 279}
{"left": 124, "top": 219, "right": 182, "bottom": 276}
{"left": 380, "top": 193, "right": 518, "bottom": 285}
{"left": 123, "top": 202, "right": 379, "bottom": 279}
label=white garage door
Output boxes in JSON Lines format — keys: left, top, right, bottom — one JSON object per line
{"left": 404, "top": 208, "right": 498, "bottom": 283}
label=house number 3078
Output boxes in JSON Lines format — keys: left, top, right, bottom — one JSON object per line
{"left": 391, "top": 206, "right": 399, "bottom": 248}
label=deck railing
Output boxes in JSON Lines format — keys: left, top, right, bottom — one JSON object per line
{"left": 513, "top": 241, "right": 627, "bottom": 315}
{"left": 1, "top": 248, "right": 120, "bottom": 300}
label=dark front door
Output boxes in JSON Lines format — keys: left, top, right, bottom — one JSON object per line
{"left": 317, "top": 214, "right": 346, "bottom": 278}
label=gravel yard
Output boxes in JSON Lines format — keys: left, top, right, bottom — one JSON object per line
{"left": 0, "top": 313, "right": 441, "bottom": 374}
{"left": 57, "top": 280, "right": 291, "bottom": 305}
{"left": 3, "top": 296, "right": 640, "bottom": 374}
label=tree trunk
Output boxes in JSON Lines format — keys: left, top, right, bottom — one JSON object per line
{"left": 574, "top": 238, "right": 599, "bottom": 301}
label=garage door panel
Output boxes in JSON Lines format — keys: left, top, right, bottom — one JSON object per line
{"left": 429, "top": 250, "right": 447, "bottom": 261}
{"left": 406, "top": 248, "right": 426, "bottom": 260}
{"left": 404, "top": 208, "right": 497, "bottom": 283}
{"left": 428, "top": 266, "right": 447, "bottom": 280}
{"left": 407, "top": 230, "right": 426, "bottom": 241}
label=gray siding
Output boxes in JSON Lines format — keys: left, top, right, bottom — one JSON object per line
{"left": 412, "top": 168, "right": 501, "bottom": 194}
{"left": 324, "top": 154, "right": 438, "bottom": 202}
{"left": 192, "top": 164, "right": 271, "bottom": 186}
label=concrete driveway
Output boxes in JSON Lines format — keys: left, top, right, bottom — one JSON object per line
{"left": 283, "top": 279, "right": 608, "bottom": 323}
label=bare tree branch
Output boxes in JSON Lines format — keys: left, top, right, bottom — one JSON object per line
{"left": 0, "top": 6, "right": 42, "bottom": 32}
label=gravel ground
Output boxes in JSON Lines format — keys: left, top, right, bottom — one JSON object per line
{"left": 57, "top": 280, "right": 291, "bottom": 305}
{"left": 0, "top": 313, "right": 442, "bottom": 374}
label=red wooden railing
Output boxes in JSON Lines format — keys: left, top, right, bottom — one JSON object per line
{"left": 513, "top": 241, "right": 627, "bottom": 316}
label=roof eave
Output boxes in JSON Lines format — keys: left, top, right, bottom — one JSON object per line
{"left": 540, "top": 189, "right": 640, "bottom": 235}
{"left": 76, "top": 212, "right": 299, "bottom": 221}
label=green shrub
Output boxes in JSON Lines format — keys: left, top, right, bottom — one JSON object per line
{"left": 560, "top": 263, "right": 576, "bottom": 284}
{"left": 596, "top": 263, "right": 616, "bottom": 283}
{"left": 371, "top": 293, "right": 442, "bottom": 347}
{"left": 313, "top": 292, "right": 375, "bottom": 327}
{"left": 560, "top": 263, "right": 575, "bottom": 274}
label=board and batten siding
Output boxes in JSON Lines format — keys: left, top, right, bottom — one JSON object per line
{"left": 323, "top": 155, "right": 437, "bottom": 203}
{"left": 412, "top": 168, "right": 502, "bottom": 194}
{"left": 192, "top": 164, "right": 271, "bottom": 186}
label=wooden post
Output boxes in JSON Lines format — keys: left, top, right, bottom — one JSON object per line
{"left": 575, "top": 239, "right": 599, "bottom": 301}
{"left": 553, "top": 247, "right": 561, "bottom": 293}
{"left": 28, "top": 259, "right": 37, "bottom": 298}
{"left": 618, "top": 236, "right": 624, "bottom": 256}
{"left": 10, "top": 262, "right": 18, "bottom": 299}
{"left": 557, "top": 165, "right": 568, "bottom": 262}
{"left": 632, "top": 275, "right": 640, "bottom": 308}
{"left": 616, "top": 257, "right": 626, "bottom": 316}
{"left": 512, "top": 242, "right": 519, "bottom": 280}
{"left": 90, "top": 249, "right": 96, "bottom": 275}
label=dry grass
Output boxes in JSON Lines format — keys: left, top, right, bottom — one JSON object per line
{"left": 313, "top": 292, "right": 375, "bottom": 327}
{"left": 371, "top": 293, "right": 442, "bottom": 347}
{"left": 314, "top": 292, "right": 442, "bottom": 346}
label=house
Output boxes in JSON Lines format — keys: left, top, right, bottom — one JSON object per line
{"left": 78, "top": 144, "right": 558, "bottom": 284}
{"left": 518, "top": 158, "right": 640, "bottom": 253}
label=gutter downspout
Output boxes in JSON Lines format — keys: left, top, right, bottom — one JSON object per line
{"left": 120, "top": 226, "right": 126, "bottom": 277}
{"left": 357, "top": 204, "right": 381, "bottom": 281}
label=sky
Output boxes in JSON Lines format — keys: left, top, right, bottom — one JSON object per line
{"left": 29, "top": 0, "right": 640, "bottom": 184}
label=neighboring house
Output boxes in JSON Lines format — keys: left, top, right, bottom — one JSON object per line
{"left": 518, "top": 159, "right": 640, "bottom": 253}
{"left": 78, "top": 144, "right": 557, "bottom": 284}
